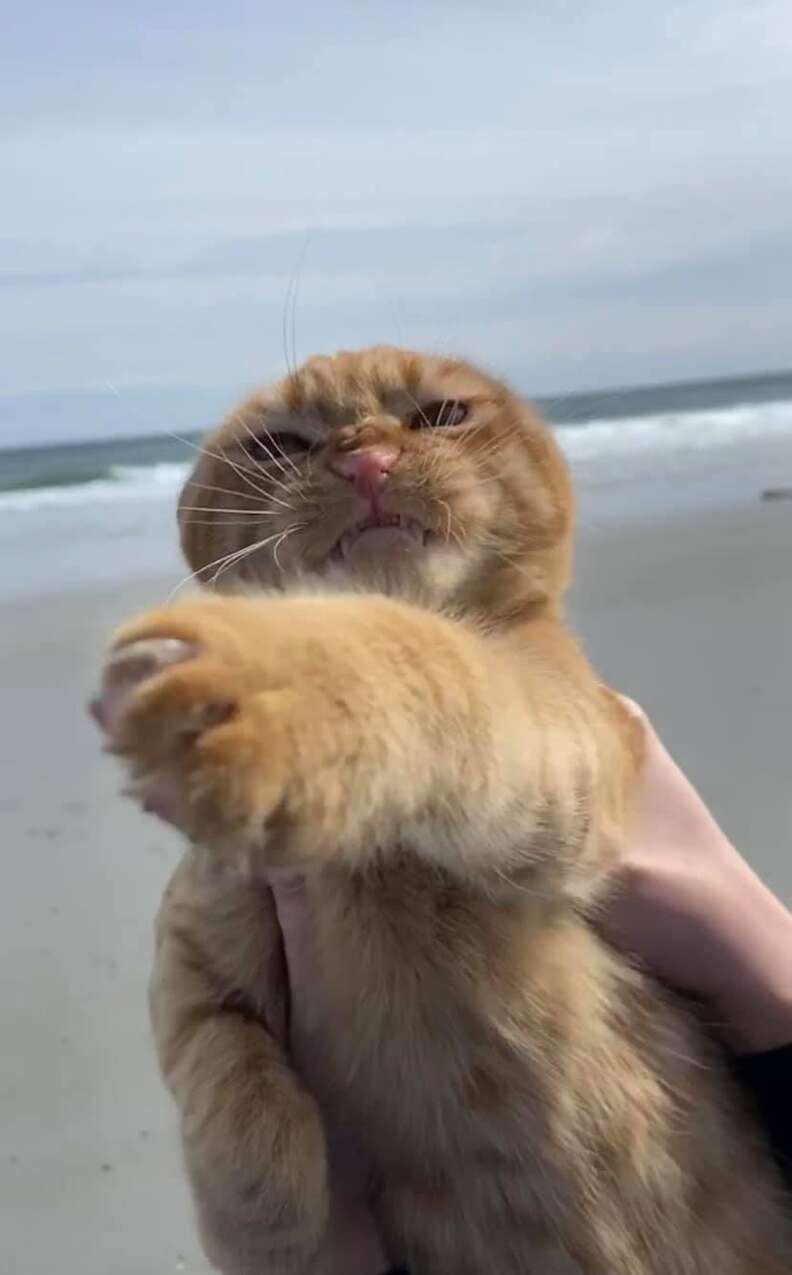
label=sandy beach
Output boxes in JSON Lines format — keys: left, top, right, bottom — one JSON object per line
{"left": 2, "top": 497, "right": 791, "bottom": 1274}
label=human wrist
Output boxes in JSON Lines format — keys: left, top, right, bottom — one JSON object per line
{"left": 714, "top": 888, "right": 792, "bottom": 1054}
{"left": 724, "top": 982, "right": 792, "bottom": 1054}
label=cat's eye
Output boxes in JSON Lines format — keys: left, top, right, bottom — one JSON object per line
{"left": 241, "top": 430, "right": 313, "bottom": 462}
{"left": 407, "top": 400, "right": 469, "bottom": 430}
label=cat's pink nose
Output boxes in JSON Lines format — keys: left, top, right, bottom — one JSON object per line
{"left": 329, "top": 446, "right": 400, "bottom": 496}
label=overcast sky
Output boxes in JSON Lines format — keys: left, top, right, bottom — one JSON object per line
{"left": 3, "top": 0, "right": 792, "bottom": 445}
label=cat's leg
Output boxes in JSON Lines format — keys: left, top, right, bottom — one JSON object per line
{"left": 93, "top": 592, "right": 638, "bottom": 888}
{"left": 149, "top": 854, "right": 329, "bottom": 1275}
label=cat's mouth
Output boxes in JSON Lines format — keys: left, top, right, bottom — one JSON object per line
{"left": 330, "top": 513, "right": 429, "bottom": 563}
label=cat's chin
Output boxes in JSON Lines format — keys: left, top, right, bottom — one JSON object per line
{"left": 312, "top": 538, "right": 473, "bottom": 610}
{"left": 323, "top": 553, "right": 430, "bottom": 594}
{"left": 330, "top": 515, "right": 429, "bottom": 566}
{"left": 338, "top": 526, "right": 429, "bottom": 567}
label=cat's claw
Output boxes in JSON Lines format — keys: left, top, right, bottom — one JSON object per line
{"left": 90, "top": 636, "right": 209, "bottom": 827}
{"left": 89, "top": 606, "right": 297, "bottom": 853}
{"left": 90, "top": 637, "right": 197, "bottom": 736}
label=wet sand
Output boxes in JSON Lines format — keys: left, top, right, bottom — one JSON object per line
{"left": 1, "top": 498, "right": 791, "bottom": 1274}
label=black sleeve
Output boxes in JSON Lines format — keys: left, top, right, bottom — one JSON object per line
{"left": 731, "top": 1042, "right": 792, "bottom": 1193}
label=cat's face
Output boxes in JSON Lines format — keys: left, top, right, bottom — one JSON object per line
{"left": 179, "top": 347, "right": 573, "bottom": 613}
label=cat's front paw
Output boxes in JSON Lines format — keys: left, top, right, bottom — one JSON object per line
{"left": 90, "top": 597, "right": 354, "bottom": 865}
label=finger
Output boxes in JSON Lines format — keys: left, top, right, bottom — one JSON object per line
{"left": 615, "top": 693, "right": 645, "bottom": 721}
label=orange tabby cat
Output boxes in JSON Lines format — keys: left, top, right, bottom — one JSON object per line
{"left": 93, "top": 348, "right": 791, "bottom": 1274}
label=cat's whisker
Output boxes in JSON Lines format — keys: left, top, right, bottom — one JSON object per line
{"left": 179, "top": 505, "right": 289, "bottom": 516}
{"left": 435, "top": 497, "right": 455, "bottom": 543}
{"left": 238, "top": 418, "right": 301, "bottom": 479}
{"left": 180, "top": 518, "right": 285, "bottom": 527}
{"left": 418, "top": 449, "right": 463, "bottom": 493}
{"left": 188, "top": 452, "right": 300, "bottom": 513}
{"left": 487, "top": 546, "right": 535, "bottom": 583}
{"left": 208, "top": 524, "right": 304, "bottom": 588}
{"left": 271, "top": 522, "right": 304, "bottom": 572}
{"left": 187, "top": 479, "right": 278, "bottom": 504}
{"left": 232, "top": 452, "right": 298, "bottom": 511}
{"left": 209, "top": 537, "right": 280, "bottom": 589}
{"left": 220, "top": 521, "right": 307, "bottom": 584}
{"left": 458, "top": 415, "right": 490, "bottom": 443}
{"left": 215, "top": 442, "right": 288, "bottom": 502}
{"left": 165, "top": 430, "right": 273, "bottom": 501}
{"left": 231, "top": 436, "right": 295, "bottom": 500}
{"left": 219, "top": 402, "right": 299, "bottom": 487}
{"left": 229, "top": 427, "right": 299, "bottom": 497}
{"left": 488, "top": 861, "right": 561, "bottom": 904}
{"left": 166, "top": 517, "right": 306, "bottom": 599}
{"left": 281, "top": 273, "right": 296, "bottom": 379}
{"left": 290, "top": 235, "right": 312, "bottom": 379}
{"left": 164, "top": 536, "right": 277, "bottom": 602}
{"left": 467, "top": 442, "right": 519, "bottom": 473}
{"left": 400, "top": 386, "right": 433, "bottom": 432}
{"left": 466, "top": 425, "right": 523, "bottom": 461}
{"left": 171, "top": 430, "right": 285, "bottom": 505}
{"left": 281, "top": 232, "right": 312, "bottom": 379}
{"left": 267, "top": 492, "right": 301, "bottom": 514}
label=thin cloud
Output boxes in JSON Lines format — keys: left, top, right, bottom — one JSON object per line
{"left": 2, "top": 1, "right": 792, "bottom": 442}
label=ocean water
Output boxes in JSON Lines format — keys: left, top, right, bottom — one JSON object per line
{"left": 1, "top": 370, "right": 791, "bottom": 598}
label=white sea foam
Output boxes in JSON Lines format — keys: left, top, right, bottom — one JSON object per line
{"left": 0, "top": 462, "right": 190, "bottom": 513}
{"left": 556, "top": 397, "right": 792, "bottom": 463}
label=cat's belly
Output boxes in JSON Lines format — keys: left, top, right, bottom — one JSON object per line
{"left": 328, "top": 1051, "right": 583, "bottom": 1275}
{"left": 374, "top": 1171, "right": 585, "bottom": 1275}
{"left": 301, "top": 867, "right": 585, "bottom": 1273}
{"left": 330, "top": 1054, "right": 584, "bottom": 1274}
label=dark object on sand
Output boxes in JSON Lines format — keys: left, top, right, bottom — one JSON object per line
{"left": 760, "top": 487, "right": 792, "bottom": 502}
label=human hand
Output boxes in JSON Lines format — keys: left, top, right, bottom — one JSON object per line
{"left": 269, "top": 870, "right": 386, "bottom": 1275}
{"left": 600, "top": 699, "right": 792, "bottom": 1054}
